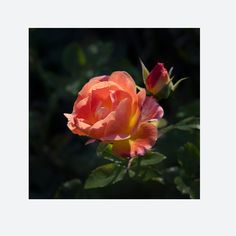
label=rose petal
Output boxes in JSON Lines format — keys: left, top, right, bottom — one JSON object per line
{"left": 78, "top": 75, "right": 109, "bottom": 99}
{"left": 140, "top": 96, "right": 164, "bottom": 122}
{"left": 111, "top": 89, "right": 140, "bottom": 130}
{"left": 111, "top": 98, "right": 132, "bottom": 132}
{"left": 88, "top": 111, "right": 115, "bottom": 139}
{"left": 64, "top": 113, "right": 87, "bottom": 136}
{"left": 85, "top": 139, "right": 96, "bottom": 145}
{"left": 75, "top": 118, "right": 91, "bottom": 133}
{"left": 146, "top": 63, "right": 169, "bottom": 94}
{"left": 137, "top": 88, "right": 146, "bottom": 108}
{"left": 90, "top": 87, "right": 113, "bottom": 118}
{"left": 109, "top": 71, "right": 136, "bottom": 95}
{"left": 102, "top": 98, "right": 132, "bottom": 140}
{"left": 112, "top": 122, "right": 157, "bottom": 157}
{"left": 72, "top": 96, "right": 93, "bottom": 123}
{"left": 110, "top": 89, "right": 132, "bottom": 110}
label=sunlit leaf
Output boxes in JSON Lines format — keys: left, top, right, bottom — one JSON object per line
{"left": 130, "top": 151, "right": 166, "bottom": 169}
{"left": 139, "top": 58, "right": 149, "bottom": 83}
{"left": 139, "top": 151, "right": 166, "bottom": 166}
{"left": 96, "top": 143, "right": 125, "bottom": 165}
{"left": 84, "top": 163, "right": 127, "bottom": 189}
{"left": 157, "top": 118, "right": 168, "bottom": 128}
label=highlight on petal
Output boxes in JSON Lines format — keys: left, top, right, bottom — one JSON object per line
{"left": 112, "top": 122, "right": 158, "bottom": 157}
{"left": 89, "top": 81, "right": 123, "bottom": 93}
{"left": 78, "top": 75, "right": 109, "bottom": 99}
{"left": 110, "top": 89, "right": 140, "bottom": 131}
{"left": 85, "top": 139, "right": 96, "bottom": 145}
{"left": 102, "top": 98, "right": 133, "bottom": 140}
{"left": 109, "top": 71, "right": 136, "bottom": 95}
{"left": 140, "top": 96, "right": 164, "bottom": 122}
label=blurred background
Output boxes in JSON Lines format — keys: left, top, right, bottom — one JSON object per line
{"left": 29, "top": 28, "right": 200, "bottom": 199}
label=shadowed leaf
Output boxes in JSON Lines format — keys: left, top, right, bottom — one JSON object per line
{"left": 178, "top": 142, "right": 200, "bottom": 177}
{"left": 159, "top": 116, "right": 200, "bottom": 137}
{"left": 54, "top": 179, "right": 82, "bottom": 199}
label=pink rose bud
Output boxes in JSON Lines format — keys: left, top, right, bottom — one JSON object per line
{"left": 145, "top": 63, "right": 170, "bottom": 95}
{"left": 140, "top": 59, "right": 188, "bottom": 101}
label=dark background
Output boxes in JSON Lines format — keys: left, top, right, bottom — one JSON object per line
{"left": 29, "top": 28, "right": 200, "bottom": 199}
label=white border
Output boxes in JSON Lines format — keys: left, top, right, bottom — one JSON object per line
{"left": 1, "top": 0, "right": 236, "bottom": 235}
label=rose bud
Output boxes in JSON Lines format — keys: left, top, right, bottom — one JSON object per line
{"left": 140, "top": 60, "right": 187, "bottom": 100}
{"left": 145, "top": 63, "right": 172, "bottom": 98}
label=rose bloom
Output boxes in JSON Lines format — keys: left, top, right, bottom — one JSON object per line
{"left": 64, "top": 71, "right": 164, "bottom": 157}
{"left": 146, "top": 63, "right": 170, "bottom": 95}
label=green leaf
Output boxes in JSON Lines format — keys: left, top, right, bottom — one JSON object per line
{"left": 159, "top": 116, "right": 200, "bottom": 137}
{"left": 173, "top": 77, "right": 188, "bottom": 90}
{"left": 174, "top": 177, "right": 200, "bottom": 199}
{"left": 138, "top": 167, "right": 164, "bottom": 184}
{"left": 178, "top": 143, "right": 200, "bottom": 177}
{"left": 157, "top": 118, "right": 168, "bottom": 128}
{"left": 84, "top": 163, "right": 127, "bottom": 189}
{"left": 174, "top": 176, "right": 191, "bottom": 196}
{"left": 139, "top": 151, "right": 166, "bottom": 167}
{"left": 176, "top": 117, "right": 200, "bottom": 131}
{"left": 128, "top": 169, "right": 136, "bottom": 178}
{"left": 96, "top": 143, "right": 126, "bottom": 165}
{"left": 173, "top": 143, "right": 200, "bottom": 199}
{"left": 148, "top": 118, "right": 168, "bottom": 128}
{"left": 160, "top": 167, "right": 181, "bottom": 184}
{"left": 96, "top": 142, "right": 112, "bottom": 157}
{"left": 139, "top": 58, "right": 149, "bottom": 83}
{"left": 155, "top": 79, "right": 174, "bottom": 100}
{"left": 128, "top": 151, "right": 166, "bottom": 183}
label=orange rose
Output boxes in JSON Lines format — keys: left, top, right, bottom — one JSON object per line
{"left": 64, "top": 71, "right": 164, "bottom": 157}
